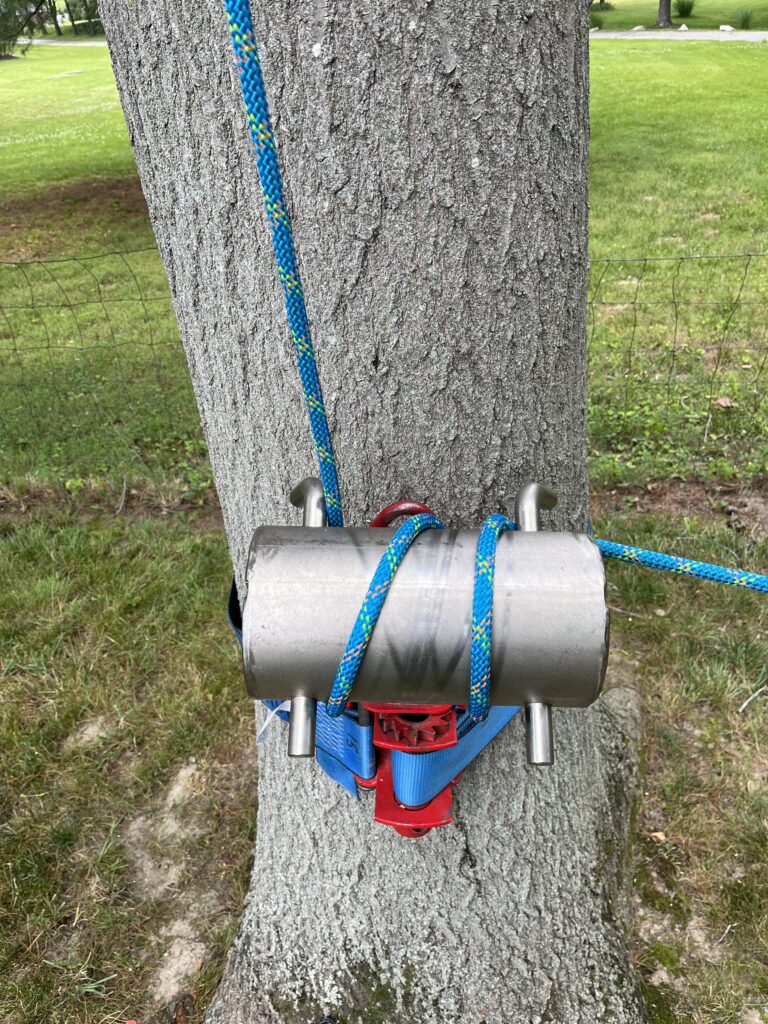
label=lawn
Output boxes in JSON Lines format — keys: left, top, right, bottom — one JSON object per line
{"left": 589, "top": 41, "right": 768, "bottom": 257}
{"left": 2, "top": 41, "right": 767, "bottom": 487}
{"left": 0, "top": 46, "right": 132, "bottom": 195}
{"left": 591, "top": 0, "right": 768, "bottom": 29}
{"left": 0, "top": 35, "right": 766, "bottom": 1024}
{"left": 0, "top": 45, "right": 154, "bottom": 259}
{"left": 0, "top": 496, "right": 253, "bottom": 1023}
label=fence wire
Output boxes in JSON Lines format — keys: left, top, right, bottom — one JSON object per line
{"left": 1, "top": 248, "right": 766, "bottom": 486}
{"left": 589, "top": 252, "right": 767, "bottom": 483}
{"left": 0, "top": 247, "right": 201, "bottom": 483}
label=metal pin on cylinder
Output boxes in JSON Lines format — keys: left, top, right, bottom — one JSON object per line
{"left": 285, "top": 478, "right": 325, "bottom": 757}
{"left": 515, "top": 483, "right": 557, "bottom": 766}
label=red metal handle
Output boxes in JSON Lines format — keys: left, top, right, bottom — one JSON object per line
{"left": 370, "top": 500, "right": 436, "bottom": 528}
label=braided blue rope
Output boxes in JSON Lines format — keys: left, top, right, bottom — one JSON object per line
{"left": 328, "top": 518, "right": 768, "bottom": 722}
{"left": 225, "top": 0, "right": 343, "bottom": 526}
{"left": 224, "top": 6, "right": 767, "bottom": 726}
{"left": 326, "top": 513, "right": 444, "bottom": 716}
{"left": 469, "top": 514, "right": 514, "bottom": 722}
{"left": 595, "top": 539, "right": 768, "bottom": 592}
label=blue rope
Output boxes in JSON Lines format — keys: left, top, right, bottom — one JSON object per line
{"left": 595, "top": 539, "right": 768, "bottom": 592}
{"left": 325, "top": 513, "right": 444, "bottom": 716}
{"left": 225, "top": 0, "right": 343, "bottom": 526}
{"left": 225, "top": 3, "right": 767, "bottom": 725}
{"left": 469, "top": 514, "right": 514, "bottom": 722}
{"left": 325, "top": 523, "right": 768, "bottom": 722}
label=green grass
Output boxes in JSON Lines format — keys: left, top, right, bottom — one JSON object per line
{"left": 0, "top": 499, "right": 253, "bottom": 1024}
{"left": 0, "top": 252, "right": 206, "bottom": 490}
{"left": 590, "top": 0, "right": 768, "bottom": 30}
{"left": 0, "top": 48, "right": 197, "bottom": 489}
{"left": 0, "top": 46, "right": 133, "bottom": 196}
{"left": 1, "top": 43, "right": 767, "bottom": 486}
{"left": 590, "top": 42, "right": 768, "bottom": 257}
{"left": 599, "top": 502, "right": 768, "bottom": 1023}
{"left": 38, "top": 19, "right": 105, "bottom": 40}
{"left": 588, "top": 41, "right": 768, "bottom": 483}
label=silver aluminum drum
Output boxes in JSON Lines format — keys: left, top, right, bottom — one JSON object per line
{"left": 242, "top": 526, "right": 609, "bottom": 707}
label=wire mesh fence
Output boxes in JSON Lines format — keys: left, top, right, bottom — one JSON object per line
{"left": 588, "top": 253, "right": 768, "bottom": 483}
{"left": 0, "top": 247, "right": 201, "bottom": 485}
{"left": 1, "top": 248, "right": 766, "bottom": 487}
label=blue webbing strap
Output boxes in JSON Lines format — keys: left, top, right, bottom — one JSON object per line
{"left": 393, "top": 707, "right": 521, "bottom": 807}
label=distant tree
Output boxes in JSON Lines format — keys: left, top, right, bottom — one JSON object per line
{"left": 45, "top": 0, "right": 63, "bottom": 36}
{"left": 78, "top": 0, "right": 99, "bottom": 34}
{"left": 83, "top": 0, "right": 98, "bottom": 33}
{"left": 657, "top": 0, "right": 673, "bottom": 26}
{"left": 59, "top": 0, "right": 100, "bottom": 35}
{"left": 63, "top": 0, "right": 79, "bottom": 34}
{"left": 0, "top": 1, "right": 41, "bottom": 57}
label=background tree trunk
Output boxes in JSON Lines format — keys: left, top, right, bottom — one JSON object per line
{"left": 657, "top": 0, "right": 674, "bottom": 28}
{"left": 101, "top": 2, "right": 645, "bottom": 1021}
{"left": 45, "top": 1, "right": 63, "bottom": 37}
{"left": 64, "top": 1, "right": 79, "bottom": 35}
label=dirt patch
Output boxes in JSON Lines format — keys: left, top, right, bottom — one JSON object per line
{"left": 0, "top": 175, "right": 152, "bottom": 260}
{"left": 4, "top": 477, "right": 767, "bottom": 541}
{"left": 151, "top": 919, "right": 208, "bottom": 1006}
{"left": 0, "top": 480, "right": 224, "bottom": 529}
{"left": 120, "top": 744, "right": 256, "bottom": 1018}
{"left": 63, "top": 714, "right": 112, "bottom": 750}
{"left": 592, "top": 479, "right": 768, "bottom": 541}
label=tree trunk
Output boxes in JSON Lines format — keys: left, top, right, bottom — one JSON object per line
{"left": 84, "top": 1, "right": 97, "bottom": 35}
{"left": 657, "top": 0, "right": 673, "bottom": 28}
{"left": 45, "top": 1, "right": 62, "bottom": 36}
{"left": 64, "top": 1, "right": 79, "bottom": 35}
{"left": 101, "top": 2, "right": 645, "bottom": 1021}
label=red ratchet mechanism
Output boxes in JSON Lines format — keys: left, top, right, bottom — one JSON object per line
{"left": 355, "top": 501, "right": 463, "bottom": 838}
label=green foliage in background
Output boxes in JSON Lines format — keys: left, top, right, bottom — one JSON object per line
{"left": 0, "top": 1, "right": 33, "bottom": 57}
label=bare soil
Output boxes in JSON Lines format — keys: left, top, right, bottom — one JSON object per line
{"left": 592, "top": 479, "right": 768, "bottom": 541}
{"left": 0, "top": 175, "right": 152, "bottom": 260}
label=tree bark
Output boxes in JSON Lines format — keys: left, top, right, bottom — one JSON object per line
{"left": 45, "top": 1, "right": 63, "bottom": 36}
{"left": 657, "top": 0, "right": 673, "bottom": 28}
{"left": 101, "top": 2, "right": 645, "bottom": 1021}
{"left": 64, "top": 1, "right": 79, "bottom": 35}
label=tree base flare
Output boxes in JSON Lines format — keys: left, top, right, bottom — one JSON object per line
{"left": 206, "top": 689, "right": 645, "bottom": 1024}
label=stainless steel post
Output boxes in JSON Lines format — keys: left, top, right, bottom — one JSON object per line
{"left": 525, "top": 703, "right": 554, "bottom": 766}
{"left": 515, "top": 483, "right": 558, "bottom": 765}
{"left": 285, "top": 478, "right": 325, "bottom": 757}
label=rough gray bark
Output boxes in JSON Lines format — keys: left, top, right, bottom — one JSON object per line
{"left": 657, "top": 0, "right": 673, "bottom": 28}
{"left": 101, "top": 2, "right": 645, "bottom": 1021}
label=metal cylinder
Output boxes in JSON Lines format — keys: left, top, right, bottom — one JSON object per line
{"left": 242, "top": 525, "right": 609, "bottom": 709}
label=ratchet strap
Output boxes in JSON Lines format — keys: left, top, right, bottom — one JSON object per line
{"left": 228, "top": 581, "right": 521, "bottom": 808}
